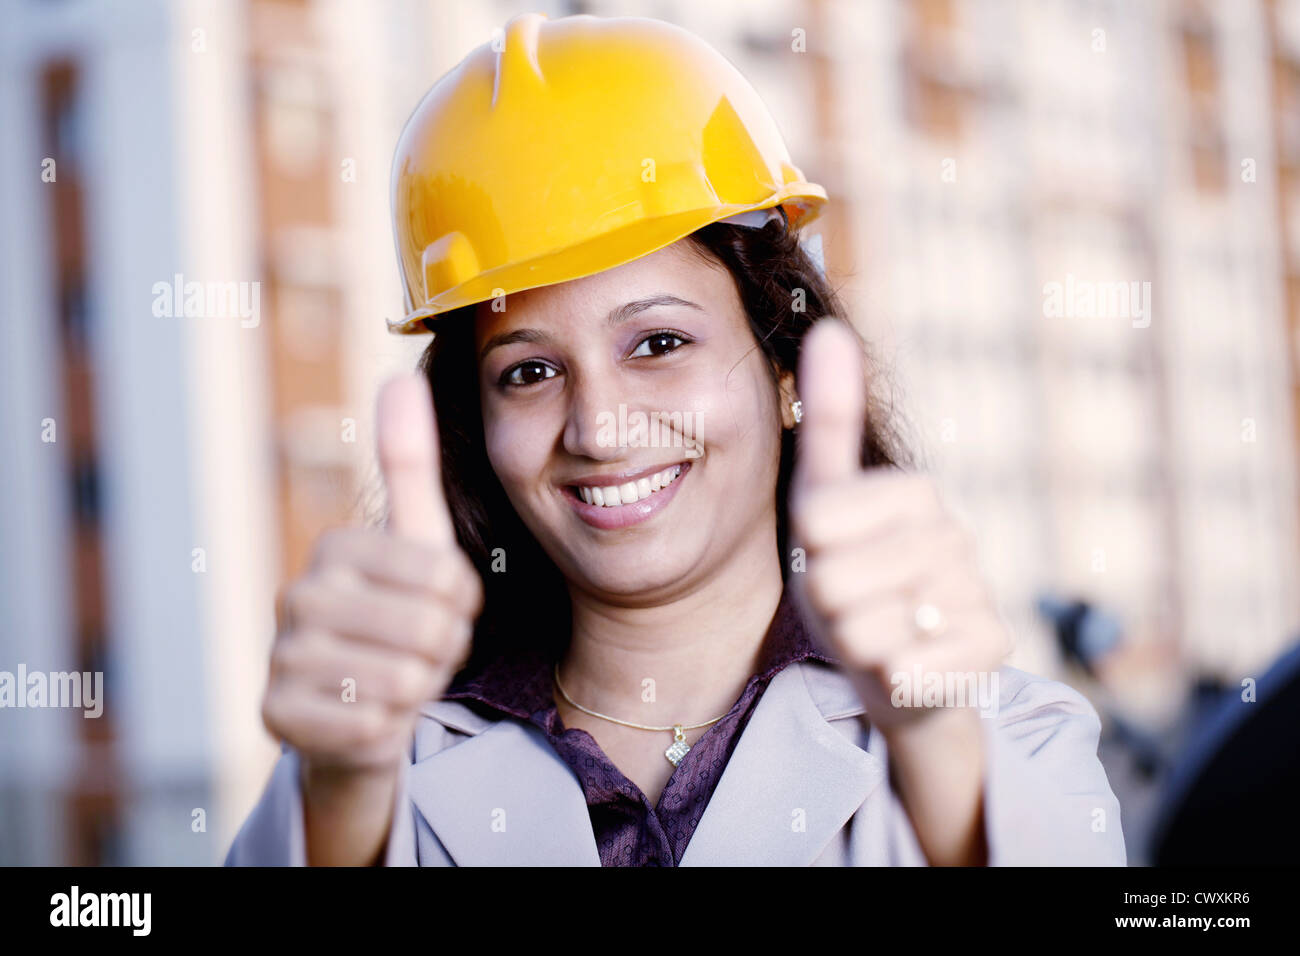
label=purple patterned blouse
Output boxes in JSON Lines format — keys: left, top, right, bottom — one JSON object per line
{"left": 441, "top": 586, "right": 837, "bottom": 866}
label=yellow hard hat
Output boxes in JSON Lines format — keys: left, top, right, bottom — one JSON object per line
{"left": 387, "top": 12, "right": 828, "bottom": 334}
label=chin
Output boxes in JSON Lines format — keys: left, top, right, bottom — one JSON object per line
{"left": 576, "top": 570, "right": 688, "bottom": 603}
{"left": 556, "top": 534, "right": 700, "bottom": 599}
{"left": 522, "top": 489, "right": 712, "bottom": 596}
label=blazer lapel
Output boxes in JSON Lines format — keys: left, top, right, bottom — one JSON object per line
{"left": 679, "top": 661, "right": 885, "bottom": 865}
{"left": 407, "top": 660, "right": 881, "bottom": 866}
{"left": 407, "top": 714, "right": 600, "bottom": 866}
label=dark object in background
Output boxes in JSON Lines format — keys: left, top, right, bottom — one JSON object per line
{"left": 1036, "top": 595, "right": 1123, "bottom": 676}
{"left": 1148, "top": 639, "right": 1300, "bottom": 865}
{"left": 1036, "top": 593, "right": 1163, "bottom": 779}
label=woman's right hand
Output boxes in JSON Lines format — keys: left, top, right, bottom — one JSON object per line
{"left": 260, "top": 373, "right": 484, "bottom": 865}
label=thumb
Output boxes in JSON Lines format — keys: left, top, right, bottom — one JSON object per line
{"left": 794, "top": 318, "right": 867, "bottom": 490}
{"left": 376, "top": 373, "right": 455, "bottom": 546}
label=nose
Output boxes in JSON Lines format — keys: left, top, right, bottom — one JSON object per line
{"left": 562, "top": 363, "right": 633, "bottom": 462}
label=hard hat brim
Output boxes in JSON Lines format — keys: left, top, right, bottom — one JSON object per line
{"left": 387, "top": 186, "right": 827, "bottom": 335}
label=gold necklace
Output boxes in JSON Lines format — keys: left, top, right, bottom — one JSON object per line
{"left": 552, "top": 662, "right": 728, "bottom": 767}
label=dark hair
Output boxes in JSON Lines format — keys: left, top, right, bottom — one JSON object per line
{"left": 412, "top": 217, "right": 910, "bottom": 676}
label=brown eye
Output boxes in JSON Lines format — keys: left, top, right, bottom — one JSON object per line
{"left": 630, "top": 332, "right": 688, "bottom": 358}
{"left": 502, "top": 361, "right": 558, "bottom": 387}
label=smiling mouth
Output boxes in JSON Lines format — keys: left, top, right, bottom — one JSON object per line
{"left": 566, "top": 464, "right": 685, "bottom": 508}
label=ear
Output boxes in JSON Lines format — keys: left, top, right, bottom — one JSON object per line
{"left": 777, "top": 366, "right": 799, "bottom": 430}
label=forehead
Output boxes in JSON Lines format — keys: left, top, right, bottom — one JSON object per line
{"left": 472, "top": 238, "right": 737, "bottom": 341}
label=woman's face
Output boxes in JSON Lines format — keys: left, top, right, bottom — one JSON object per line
{"left": 474, "top": 239, "right": 795, "bottom": 602}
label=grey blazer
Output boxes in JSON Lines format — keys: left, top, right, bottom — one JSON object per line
{"left": 225, "top": 660, "right": 1127, "bottom": 865}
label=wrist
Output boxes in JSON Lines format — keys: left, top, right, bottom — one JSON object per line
{"left": 300, "top": 760, "right": 401, "bottom": 866}
{"left": 878, "top": 707, "right": 988, "bottom": 866}
{"left": 302, "top": 759, "right": 400, "bottom": 803}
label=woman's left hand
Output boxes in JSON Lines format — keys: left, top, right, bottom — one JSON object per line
{"left": 787, "top": 318, "right": 1011, "bottom": 865}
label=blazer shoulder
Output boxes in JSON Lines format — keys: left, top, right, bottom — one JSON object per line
{"left": 795, "top": 658, "right": 1101, "bottom": 726}
{"left": 413, "top": 697, "right": 505, "bottom": 760}
{"left": 981, "top": 665, "right": 1126, "bottom": 864}
{"left": 995, "top": 664, "right": 1103, "bottom": 726}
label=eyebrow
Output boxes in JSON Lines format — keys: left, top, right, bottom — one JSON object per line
{"left": 477, "top": 294, "right": 704, "bottom": 363}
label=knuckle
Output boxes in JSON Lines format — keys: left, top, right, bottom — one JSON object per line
{"left": 417, "top": 600, "right": 449, "bottom": 642}
{"left": 871, "top": 662, "right": 899, "bottom": 690}
{"left": 803, "top": 564, "right": 833, "bottom": 610}
{"left": 843, "top": 636, "right": 883, "bottom": 675}
{"left": 449, "top": 620, "right": 475, "bottom": 669}
{"left": 839, "top": 609, "right": 903, "bottom": 675}
{"left": 791, "top": 491, "right": 830, "bottom": 547}
{"left": 427, "top": 548, "right": 483, "bottom": 613}
{"left": 868, "top": 649, "right": 907, "bottom": 687}
{"left": 402, "top": 601, "right": 447, "bottom": 656}
{"left": 349, "top": 706, "right": 393, "bottom": 749}
{"left": 280, "top": 580, "right": 309, "bottom": 625}
{"left": 283, "top": 578, "right": 335, "bottom": 629}
{"left": 423, "top": 546, "right": 459, "bottom": 591}
{"left": 805, "top": 560, "right": 846, "bottom": 611}
{"left": 260, "top": 690, "right": 289, "bottom": 740}
{"left": 268, "top": 637, "right": 300, "bottom": 680}
{"left": 259, "top": 692, "right": 277, "bottom": 735}
{"left": 272, "top": 628, "right": 325, "bottom": 678}
{"left": 311, "top": 525, "right": 355, "bottom": 570}
{"left": 459, "top": 555, "right": 485, "bottom": 609}
{"left": 388, "top": 663, "right": 432, "bottom": 708}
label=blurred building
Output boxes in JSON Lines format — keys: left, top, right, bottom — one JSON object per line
{"left": 1, "top": 0, "right": 1297, "bottom": 864}
{"left": 0, "top": 0, "right": 449, "bottom": 866}
{"left": 838, "top": 0, "right": 1300, "bottom": 711}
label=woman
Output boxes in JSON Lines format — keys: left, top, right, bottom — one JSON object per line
{"left": 226, "top": 12, "right": 1126, "bottom": 867}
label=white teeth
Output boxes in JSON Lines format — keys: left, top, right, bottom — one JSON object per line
{"left": 576, "top": 465, "right": 684, "bottom": 507}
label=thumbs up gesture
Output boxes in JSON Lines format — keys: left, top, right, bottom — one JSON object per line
{"left": 260, "top": 373, "right": 483, "bottom": 863}
{"left": 789, "top": 320, "right": 1008, "bottom": 863}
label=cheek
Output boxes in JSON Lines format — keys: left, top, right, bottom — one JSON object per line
{"left": 483, "top": 404, "right": 551, "bottom": 498}
{"left": 688, "top": 361, "right": 780, "bottom": 459}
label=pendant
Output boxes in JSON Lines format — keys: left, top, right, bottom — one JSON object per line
{"left": 665, "top": 725, "right": 690, "bottom": 767}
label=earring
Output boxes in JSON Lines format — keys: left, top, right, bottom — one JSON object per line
{"left": 791, "top": 400, "right": 803, "bottom": 424}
